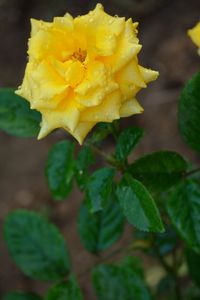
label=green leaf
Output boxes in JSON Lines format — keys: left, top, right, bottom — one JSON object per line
{"left": 46, "top": 276, "right": 83, "bottom": 300}
{"left": 0, "top": 88, "right": 41, "bottom": 137}
{"left": 186, "top": 248, "right": 200, "bottom": 287}
{"left": 87, "top": 123, "right": 111, "bottom": 144}
{"left": 115, "top": 126, "right": 144, "bottom": 161}
{"left": 167, "top": 180, "right": 200, "bottom": 252}
{"left": 75, "top": 146, "right": 95, "bottom": 190}
{"left": 46, "top": 140, "right": 74, "bottom": 200}
{"left": 4, "top": 210, "right": 70, "bottom": 281}
{"left": 3, "top": 292, "right": 42, "bottom": 300}
{"left": 116, "top": 174, "right": 164, "bottom": 232}
{"left": 128, "top": 151, "right": 188, "bottom": 192}
{"left": 77, "top": 192, "right": 125, "bottom": 254}
{"left": 178, "top": 72, "right": 200, "bottom": 152}
{"left": 92, "top": 257, "right": 153, "bottom": 300}
{"left": 86, "top": 167, "right": 115, "bottom": 213}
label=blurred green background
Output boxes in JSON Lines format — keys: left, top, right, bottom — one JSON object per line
{"left": 0, "top": 0, "right": 200, "bottom": 298}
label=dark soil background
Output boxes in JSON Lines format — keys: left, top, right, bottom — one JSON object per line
{"left": 0, "top": 0, "right": 200, "bottom": 299}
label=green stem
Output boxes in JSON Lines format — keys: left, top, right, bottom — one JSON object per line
{"left": 110, "top": 122, "right": 119, "bottom": 142}
{"left": 86, "top": 143, "right": 125, "bottom": 171}
{"left": 186, "top": 167, "right": 200, "bottom": 177}
{"left": 153, "top": 243, "right": 182, "bottom": 300}
{"left": 77, "top": 246, "right": 125, "bottom": 279}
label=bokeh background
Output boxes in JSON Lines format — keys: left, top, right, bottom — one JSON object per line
{"left": 0, "top": 0, "right": 200, "bottom": 298}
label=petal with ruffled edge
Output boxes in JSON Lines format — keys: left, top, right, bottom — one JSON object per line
{"left": 99, "top": 19, "right": 141, "bottom": 73}
{"left": 29, "top": 17, "right": 75, "bottom": 62}
{"left": 51, "top": 58, "right": 85, "bottom": 87}
{"left": 116, "top": 60, "right": 146, "bottom": 101}
{"left": 17, "top": 60, "right": 69, "bottom": 110}
{"left": 75, "top": 60, "right": 118, "bottom": 107}
{"left": 74, "top": 4, "right": 125, "bottom": 57}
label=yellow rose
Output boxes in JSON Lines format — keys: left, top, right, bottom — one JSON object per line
{"left": 16, "top": 3, "right": 158, "bottom": 144}
{"left": 188, "top": 22, "right": 200, "bottom": 53}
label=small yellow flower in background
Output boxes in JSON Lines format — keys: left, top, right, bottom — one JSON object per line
{"left": 188, "top": 22, "right": 200, "bottom": 54}
{"left": 16, "top": 3, "right": 158, "bottom": 144}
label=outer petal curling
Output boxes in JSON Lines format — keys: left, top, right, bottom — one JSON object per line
{"left": 17, "top": 60, "right": 68, "bottom": 110}
{"left": 116, "top": 60, "right": 146, "bottom": 101}
{"left": 120, "top": 98, "right": 144, "bottom": 117}
{"left": 99, "top": 19, "right": 141, "bottom": 73}
{"left": 188, "top": 22, "right": 200, "bottom": 49}
{"left": 69, "top": 121, "right": 96, "bottom": 144}
{"left": 38, "top": 98, "right": 80, "bottom": 139}
{"left": 139, "top": 66, "right": 159, "bottom": 83}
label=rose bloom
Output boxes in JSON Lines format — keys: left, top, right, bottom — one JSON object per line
{"left": 188, "top": 22, "right": 200, "bottom": 54}
{"left": 16, "top": 3, "right": 158, "bottom": 144}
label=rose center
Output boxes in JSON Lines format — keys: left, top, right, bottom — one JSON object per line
{"left": 71, "top": 48, "right": 87, "bottom": 63}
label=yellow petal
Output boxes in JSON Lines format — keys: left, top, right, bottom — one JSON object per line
{"left": 116, "top": 60, "right": 146, "bottom": 101}
{"left": 188, "top": 22, "right": 200, "bottom": 48}
{"left": 74, "top": 3, "right": 125, "bottom": 57}
{"left": 38, "top": 99, "right": 80, "bottom": 139}
{"left": 29, "top": 23, "right": 74, "bottom": 62}
{"left": 53, "top": 14, "right": 74, "bottom": 31}
{"left": 18, "top": 60, "right": 68, "bottom": 110}
{"left": 120, "top": 98, "right": 143, "bottom": 117}
{"left": 30, "top": 19, "right": 51, "bottom": 37}
{"left": 69, "top": 121, "right": 96, "bottom": 144}
{"left": 80, "top": 90, "right": 121, "bottom": 122}
{"left": 75, "top": 61, "right": 118, "bottom": 107}
{"left": 99, "top": 18, "right": 142, "bottom": 73}
{"left": 65, "top": 61, "right": 85, "bottom": 87}
{"left": 139, "top": 66, "right": 159, "bottom": 83}
{"left": 50, "top": 59, "right": 85, "bottom": 87}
